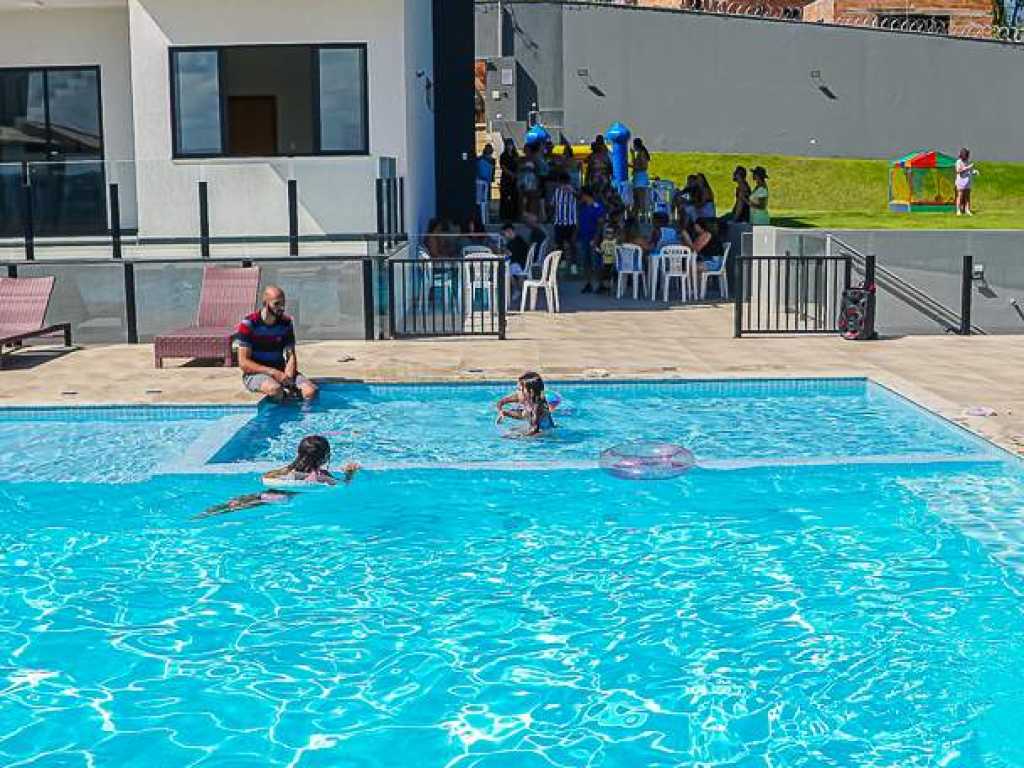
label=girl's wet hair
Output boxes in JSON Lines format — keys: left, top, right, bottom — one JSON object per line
{"left": 518, "top": 371, "right": 545, "bottom": 402}
{"left": 289, "top": 435, "right": 331, "bottom": 473}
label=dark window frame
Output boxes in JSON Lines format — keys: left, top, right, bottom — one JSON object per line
{"left": 0, "top": 64, "right": 105, "bottom": 162}
{"left": 169, "top": 43, "right": 370, "bottom": 160}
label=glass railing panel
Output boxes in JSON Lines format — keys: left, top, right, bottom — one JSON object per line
{"left": 28, "top": 160, "right": 107, "bottom": 237}
{"left": 133, "top": 261, "right": 210, "bottom": 342}
{"left": 255, "top": 258, "right": 367, "bottom": 341}
{"left": 17, "top": 262, "right": 127, "bottom": 344}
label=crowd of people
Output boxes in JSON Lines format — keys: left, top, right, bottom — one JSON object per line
{"left": 479, "top": 132, "right": 771, "bottom": 296}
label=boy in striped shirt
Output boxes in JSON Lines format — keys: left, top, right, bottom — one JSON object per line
{"left": 551, "top": 172, "right": 577, "bottom": 266}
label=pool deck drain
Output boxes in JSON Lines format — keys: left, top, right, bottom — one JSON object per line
{"left": 1, "top": 305, "right": 1023, "bottom": 456}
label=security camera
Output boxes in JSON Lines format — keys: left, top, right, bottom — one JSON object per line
{"left": 972, "top": 264, "right": 985, "bottom": 281}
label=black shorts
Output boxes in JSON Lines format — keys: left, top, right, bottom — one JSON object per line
{"left": 554, "top": 225, "right": 576, "bottom": 244}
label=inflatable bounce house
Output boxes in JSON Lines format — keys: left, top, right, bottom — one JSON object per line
{"left": 522, "top": 121, "right": 644, "bottom": 206}
{"left": 889, "top": 150, "right": 956, "bottom": 213}
{"left": 523, "top": 122, "right": 633, "bottom": 172}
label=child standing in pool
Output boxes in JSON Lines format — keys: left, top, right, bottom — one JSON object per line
{"left": 196, "top": 435, "right": 359, "bottom": 519}
{"left": 496, "top": 372, "right": 556, "bottom": 437}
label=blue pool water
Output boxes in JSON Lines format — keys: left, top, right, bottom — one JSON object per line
{"left": 211, "top": 379, "right": 992, "bottom": 469}
{"left": 2, "top": 379, "right": 1024, "bottom": 767}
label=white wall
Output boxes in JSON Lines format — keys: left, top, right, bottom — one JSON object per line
{"left": 128, "top": 0, "right": 413, "bottom": 238}
{"left": 403, "top": 0, "right": 437, "bottom": 234}
{"left": 0, "top": 6, "right": 137, "bottom": 227}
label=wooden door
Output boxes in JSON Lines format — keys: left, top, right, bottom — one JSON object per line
{"left": 227, "top": 96, "right": 278, "bottom": 156}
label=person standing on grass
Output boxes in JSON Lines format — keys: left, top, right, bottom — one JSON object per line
{"left": 955, "top": 147, "right": 978, "bottom": 216}
{"left": 727, "top": 166, "right": 751, "bottom": 224}
{"left": 577, "top": 186, "right": 606, "bottom": 294}
{"left": 749, "top": 167, "right": 770, "bottom": 226}
{"left": 551, "top": 172, "right": 578, "bottom": 267}
{"left": 237, "top": 285, "right": 317, "bottom": 402}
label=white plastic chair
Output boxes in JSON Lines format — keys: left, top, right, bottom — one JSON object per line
{"left": 700, "top": 242, "right": 731, "bottom": 300}
{"left": 527, "top": 238, "right": 548, "bottom": 279}
{"left": 412, "top": 246, "right": 432, "bottom": 311}
{"left": 521, "top": 250, "right": 562, "bottom": 313}
{"left": 420, "top": 249, "right": 459, "bottom": 310}
{"left": 463, "top": 258, "right": 500, "bottom": 316}
{"left": 521, "top": 243, "right": 538, "bottom": 281}
{"left": 660, "top": 245, "right": 693, "bottom": 302}
{"left": 615, "top": 244, "right": 646, "bottom": 300}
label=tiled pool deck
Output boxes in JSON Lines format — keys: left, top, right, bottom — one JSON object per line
{"left": 2, "top": 304, "right": 1023, "bottom": 454}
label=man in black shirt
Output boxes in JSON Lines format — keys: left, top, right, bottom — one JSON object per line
{"left": 500, "top": 223, "right": 529, "bottom": 269}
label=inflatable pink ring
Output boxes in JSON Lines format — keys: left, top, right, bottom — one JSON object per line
{"left": 599, "top": 441, "right": 695, "bottom": 480}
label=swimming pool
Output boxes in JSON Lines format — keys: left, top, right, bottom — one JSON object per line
{"left": 2, "top": 379, "right": 1023, "bottom": 766}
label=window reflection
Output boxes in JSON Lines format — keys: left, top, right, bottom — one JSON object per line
{"left": 319, "top": 47, "right": 367, "bottom": 153}
{"left": 0, "top": 71, "right": 48, "bottom": 162}
{"left": 47, "top": 69, "right": 102, "bottom": 156}
{"left": 173, "top": 50, "right": 222, "bottom": 156}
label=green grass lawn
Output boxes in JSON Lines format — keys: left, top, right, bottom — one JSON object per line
{"left": 650, "top": 151, "right": 1024, "bottom": 230}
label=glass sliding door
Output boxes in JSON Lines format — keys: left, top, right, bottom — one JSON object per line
{"left": 38, "top": 68, "right": 106, "bottom": 236}
{"left": 0, "top": 66, "right": 106, "bottom": 237}
{"left": 0, "top": 70, "right": 47, "bottom": 235}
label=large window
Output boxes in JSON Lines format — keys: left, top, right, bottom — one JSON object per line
{"left": 0, "top": 66, "right": 106, "bottom": 236}
{"left": 0, "top": 66, "right": 102, "bottom": 162}
{"left": 170, "top": 44, "right": 369, "bottom": 159}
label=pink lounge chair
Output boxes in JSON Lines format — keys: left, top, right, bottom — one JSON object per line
{"left": 0, "top": 276, "right": 73, "bottom": 368}
{"left": 153, "top": 266, "right": 261, "bottom": 368}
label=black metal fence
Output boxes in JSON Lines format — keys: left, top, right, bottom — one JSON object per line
{"left": 734, "top": 253, "right": 856, "bottom": 336}
{"left": 388, "top": 257, "right": 507, "bottom": 339}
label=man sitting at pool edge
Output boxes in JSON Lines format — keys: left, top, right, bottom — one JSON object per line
{"left": 237, "top": 285, "right": 318, "bottom": 402}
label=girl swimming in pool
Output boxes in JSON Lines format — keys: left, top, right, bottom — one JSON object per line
{"left": 495, "top": 371, "right": 556, "bottom": 437}
{"left": 195, "top": 435, "right": 359, "bottom": 519}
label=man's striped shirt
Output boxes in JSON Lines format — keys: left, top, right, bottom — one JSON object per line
{"left": 236, "top": 311, "right": 296, "bottom": 370}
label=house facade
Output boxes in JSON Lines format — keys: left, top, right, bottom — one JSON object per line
{"left": 0, "top": 0, "right": 475, "bottom": 241}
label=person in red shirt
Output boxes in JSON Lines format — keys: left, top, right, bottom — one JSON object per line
{"left": 236, "top": 285, "right": 317, "bottom": 401}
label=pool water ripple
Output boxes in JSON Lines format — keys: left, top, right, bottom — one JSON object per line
{"left": 2, "top": 460, "right": 1024, "bottom": 766}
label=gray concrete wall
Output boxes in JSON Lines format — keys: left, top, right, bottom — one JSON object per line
{"left": 478, "top": 1, "right": 1024, "bottom": 161}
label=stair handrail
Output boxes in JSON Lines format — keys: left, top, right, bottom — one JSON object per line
{"left": 826, "top": 234, "right": 985, "bottom": 334}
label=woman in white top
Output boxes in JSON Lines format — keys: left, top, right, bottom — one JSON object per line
{"left": 955, "top": 147, "right": 977, "bottom": 217}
